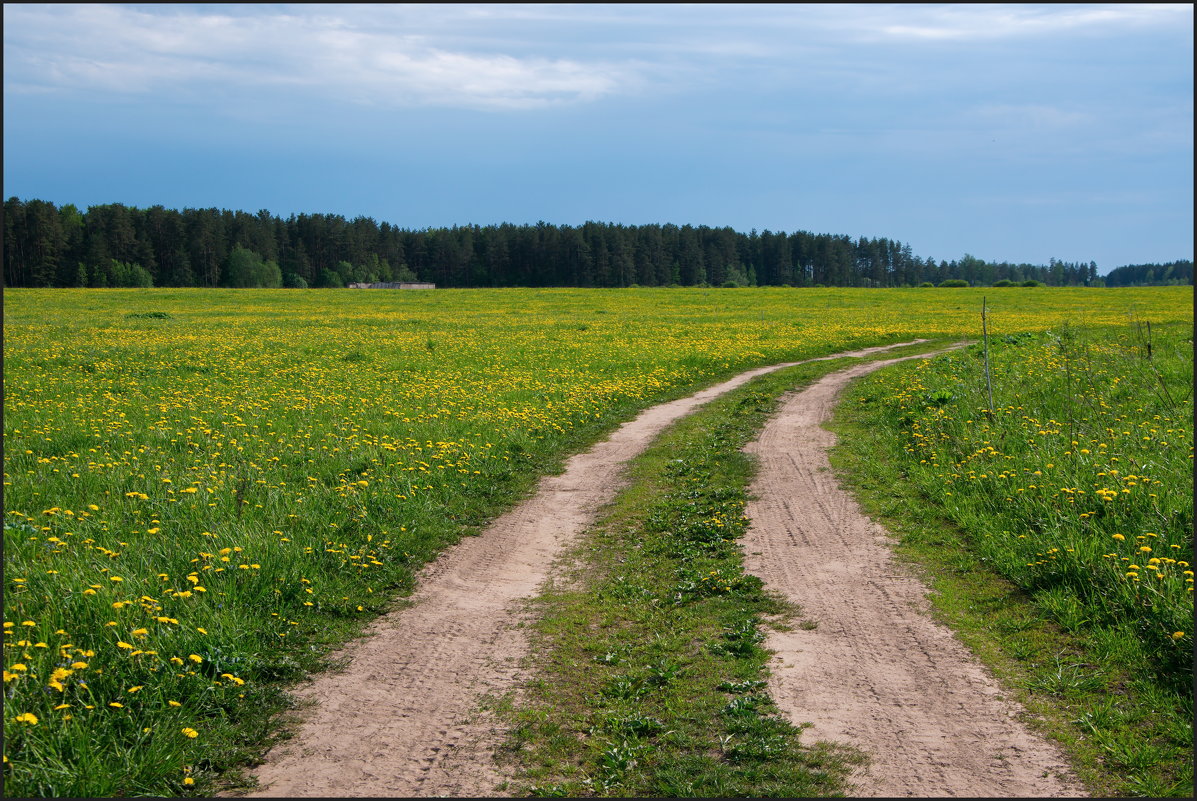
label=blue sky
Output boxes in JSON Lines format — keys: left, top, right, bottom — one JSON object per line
{"left": 4, "top": 3, "right": 1192, "bottom": 272}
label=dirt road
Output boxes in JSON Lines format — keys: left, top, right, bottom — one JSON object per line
{"left": 742, "top": 352, "right": 1085, "bottom": 797}
{"left": 243, "top": 341, "right": 927, "bottom": 797}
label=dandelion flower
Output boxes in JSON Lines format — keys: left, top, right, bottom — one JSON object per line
{"left": 181, "top": 727, "right": 199, "bottom": 738}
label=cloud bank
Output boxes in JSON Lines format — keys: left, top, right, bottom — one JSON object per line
{"left": 6, "top": 3, "right": 1188, "bottom": 112}
{"left": 3, "top": 4, "right": 639, "bottom": 110}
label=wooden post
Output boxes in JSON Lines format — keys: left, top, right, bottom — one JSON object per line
{"left": 982, "top": 297, "right": 995, "bottom": 417}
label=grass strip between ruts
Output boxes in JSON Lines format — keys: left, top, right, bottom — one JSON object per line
{"left": 497, "top": 340, "right": 954, "bottom": 797}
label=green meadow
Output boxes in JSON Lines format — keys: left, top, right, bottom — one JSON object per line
{"left": 2, "top": 286, "right": 1191, "bottom": 796}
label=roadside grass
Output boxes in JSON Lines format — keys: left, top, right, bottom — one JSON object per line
{"left": 501, "top": 340, "right": 954, "bottom": 797}
{"left": 829, "top": 321, "right": 1193, "bottom": 798}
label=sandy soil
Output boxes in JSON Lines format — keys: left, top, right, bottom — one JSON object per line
{"left": 241, "top": 341, "right": 928, "bottom": 798}
{"left": 742, "top": 350, "right": 1086, "bottom": 798}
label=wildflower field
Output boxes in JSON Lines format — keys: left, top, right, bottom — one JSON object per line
{"left": 852, "top": 323, "right": 1192, "bottom": 665}
{"left": 3, "top": 286, "right": 1191, "bottom": 796}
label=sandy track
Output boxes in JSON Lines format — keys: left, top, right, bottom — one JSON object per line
{"left": 743, "top": 350, "right": 1086, "bottom": 798}
{"left": 242, "top": 341, "right": 928, "bottom": 798}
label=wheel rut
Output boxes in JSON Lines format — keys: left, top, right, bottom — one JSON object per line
{"left": 742, "top": 349, "right": 1086, "bottom": 797}
{"left": 241, "top": 341, "right": 927, "bottom": 797}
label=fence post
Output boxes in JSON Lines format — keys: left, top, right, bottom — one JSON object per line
{"left": 982, "top": 297, "right": 995, "bottom": 418}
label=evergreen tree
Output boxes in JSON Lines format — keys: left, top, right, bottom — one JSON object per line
{"left": 3, "top": 195, "right": 1130, "bottom": 290}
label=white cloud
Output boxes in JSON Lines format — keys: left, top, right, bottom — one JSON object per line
{"left": 3, "top": 3, "right": 1190, "bottom": 113}
{"left": 2, "top": 4, "right": 639, "bottom": 110}
{"left": 866, "top": 3, "right": 1191, "bottom": 42}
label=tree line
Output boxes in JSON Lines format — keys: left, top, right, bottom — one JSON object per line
{"left": 1, "top": 196, "right": 1152, "bottom": 290}
{"left": 1101, "top": 260, "right": 1192, "bottom": 287}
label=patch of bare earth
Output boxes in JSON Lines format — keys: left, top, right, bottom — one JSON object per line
{"left": 240, "top": 341, "right": 927, "bottom": 798}
{"left": 743, "top": 350, "right": 1087, "bottom": 798}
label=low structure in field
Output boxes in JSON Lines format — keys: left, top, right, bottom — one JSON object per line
{"left": 348, "top": 281, "right": 436, "bottom": 290}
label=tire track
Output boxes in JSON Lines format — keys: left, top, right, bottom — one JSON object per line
{"left": 742, "top": 349, "right": 1086, "bottom": 798}
{"left": 241, "top": 340, "right": 928, "bottom": 797}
